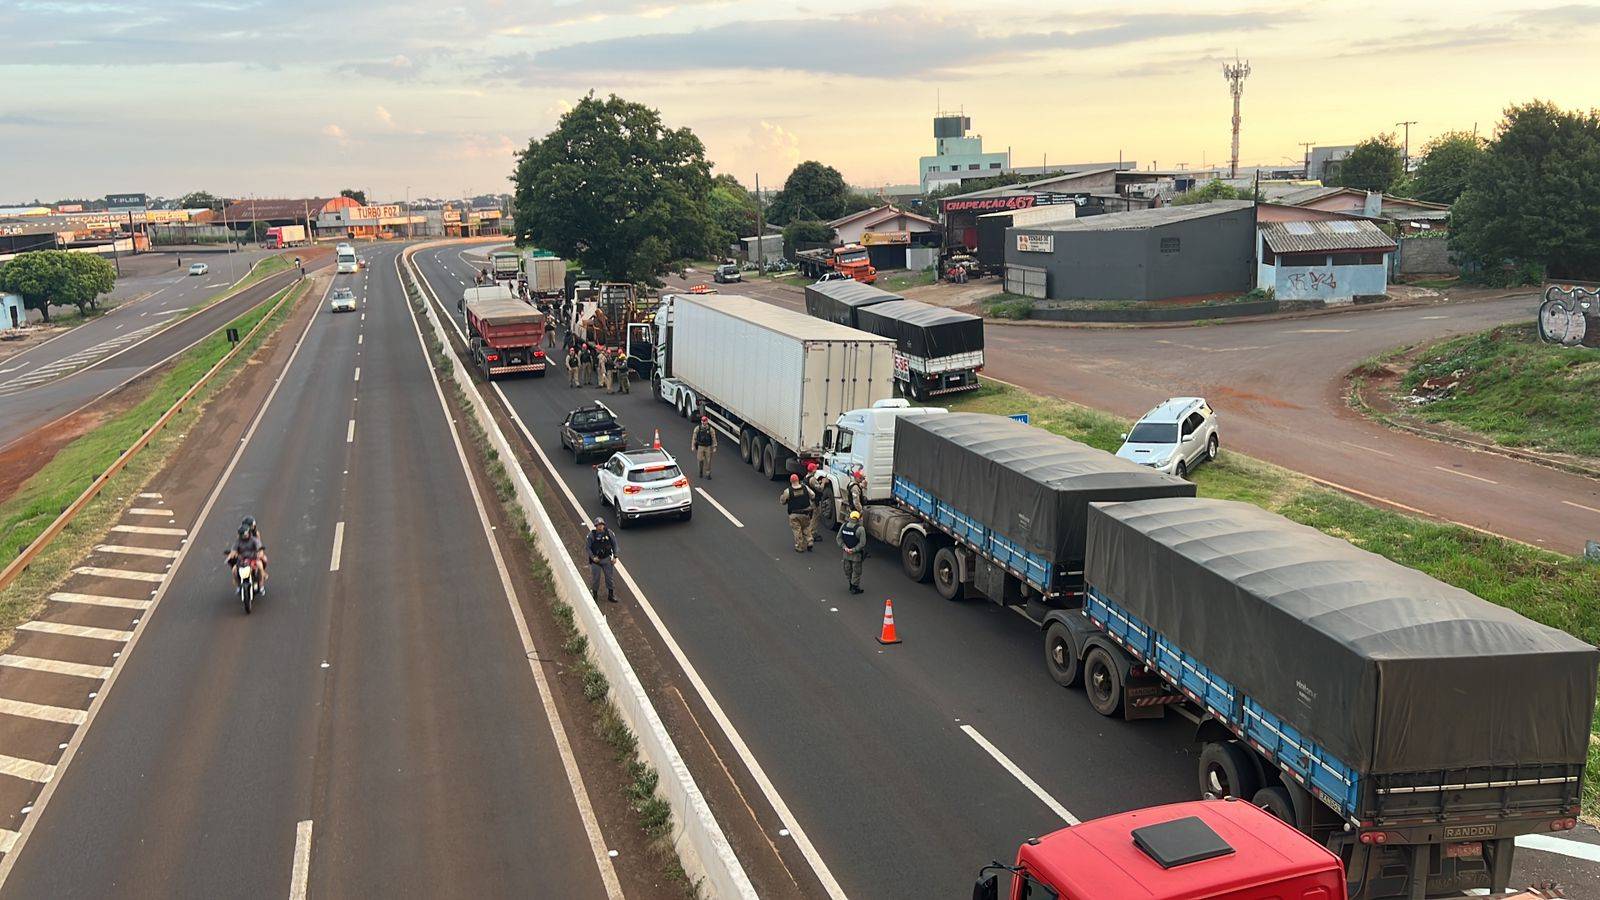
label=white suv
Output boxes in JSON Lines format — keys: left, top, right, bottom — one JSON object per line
{"left": 1116, "top": 397, "right": 1219, "bottom": 478}
{"left": 596, "top": 448, "right": 692, "bottom": 527}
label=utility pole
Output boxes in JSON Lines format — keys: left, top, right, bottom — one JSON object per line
{"left": 1222, "top": 54, "right": 1252, "bottom": 179}
{"left": 754, "top": 173, "right": 765, "bottom": 267}
{"left": 1396, "top": 121, "right": 1418, "bottom": 171}
{"left": 1298, "top": 141, "right": 1316, "bottom": 179}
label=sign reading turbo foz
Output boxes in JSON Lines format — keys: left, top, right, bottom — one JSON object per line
{"left": 1016, "top": 233, "right": 1054, "bottom": 253}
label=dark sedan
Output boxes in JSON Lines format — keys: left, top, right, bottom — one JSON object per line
{"left": 559, "top": 402, "right": 628, "bottom": 463}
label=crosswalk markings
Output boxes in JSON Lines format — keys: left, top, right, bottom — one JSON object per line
{"left": 93, "top": 544, "right": 179, "bottom": 559}
{"left": 71, "top": 566, "right": 165, "bottom": 584}
{"left": 17, "top": 621, "right": 133, "bottom": 643}
{"left": 50, "top": 592, "right": 152, "bottom": 610}
{"left": 0, "top": 655, "right": 111, "bottom": 680}
{"left": 0, "top": 697, "right": 86, "bottom": 726}
{"left": 0, "top": 755, "right": 56, "bottom": 784}
{"left": 127, "top": 508, "right": 174, "bottom": 517}
{"left": 110, "top": 524, "right": 185, "bottom": 536}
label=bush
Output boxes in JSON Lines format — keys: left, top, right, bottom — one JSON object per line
{"left": 983, "top": 294, "right": 1034, "bottom": 319}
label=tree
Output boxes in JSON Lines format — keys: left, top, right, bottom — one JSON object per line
{"left": 781, "top": 220, "right": 834, "bottom": 259}
{"left": 177, "top": 191, "right": 221, "bottom": 211}
{"left": 1171, "top": 179, "right": 1260, "bottom": 205}
{"left": 1402, "top": 132, "right": 1484, "bottom": 204}
{"left": 1328, "top": 133, "right": 1405, "bottom": 193}
{"left": 0, "top": 250, "right": 117, "bottom": 323}
{"left": 706, "top": 174, "right": 760, "bottom": 258}
{"left": 340, "top": 188, "right": 367, "bottom": 205}
{"left": 766, "top": 161, "right": 851, "bottom": 225}
{"left": 511, "top": 93, "right": 713, "bottom": 284}
{"left": 1452, "top": 101, "right": 1600, "bottom": 281}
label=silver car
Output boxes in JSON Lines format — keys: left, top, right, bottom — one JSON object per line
{"left": 1116, "top": 397, "right": 1219, "bottom": 478}
{"left": 329, "top": 287, "right": 357, "bottom": 312}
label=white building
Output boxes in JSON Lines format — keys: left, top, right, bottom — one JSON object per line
{"left": 827, "top": 205, "right": 940, "bottom": 246}
{"left": 918, "top": 114, "right": 1011, "bottom": 193}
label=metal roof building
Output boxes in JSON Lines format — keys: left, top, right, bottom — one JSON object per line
{"left": 1259, "top": 219, "right": 1396, "bottom": 254}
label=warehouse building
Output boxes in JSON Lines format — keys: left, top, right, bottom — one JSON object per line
{"left": 1258, "top": 220, "right": 1395, "bottom": 303}
{"left": 1004, "top": 201, "right": 1255, "bottom": 301}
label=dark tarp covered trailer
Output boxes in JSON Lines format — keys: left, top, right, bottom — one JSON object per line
{"left": 854, "top": 299, "right": 984, "bottom": 359}
{"left": 1084, "top": 497, "right": 1599, "bottom": 775}
{"left": 804, "top": 280, "right": 899, "bottom": 327}
{"left": 893, "top": 413, "right": 1194, "bottom": 565}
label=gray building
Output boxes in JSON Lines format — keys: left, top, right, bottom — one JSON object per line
{"left": 1005, "top": 201, "right": 1256, "bottom": 302}
{"left": 1307, "top": 145, "right": 1356, "bottom": 181}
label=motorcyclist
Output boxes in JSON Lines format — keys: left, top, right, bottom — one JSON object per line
{"left": 224, "top": 524, "right": 267, "bottom": 593}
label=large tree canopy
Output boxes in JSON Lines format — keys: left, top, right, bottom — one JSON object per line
{"left": 0, "top": 250, "right": 117, "bottom": 323}
{"left": 766, "top": 161, "right": 852, "bottom": 225}
{"left": 1402, "top": 131, "right": 1484, "bottom": 205}
{"left": 1171, "top": 179, "right": 1260, "bottom": 205}
{"left": 339, "top": 188, "right": 367, "bottom": 204}
{"left": 1329, "top": 133, "right": 1405, "bottom": 193}
{"left": 177, "top": 191, "right": 221, "bottom": 211}
{"left": 706, "top": 174, "right": 760, "bottom": 258}
{"left": 1452, "top": 101, "right": 1600, "bottom": 281}
{"left": 511, "top": 93, "right": 713, "bottom": 284}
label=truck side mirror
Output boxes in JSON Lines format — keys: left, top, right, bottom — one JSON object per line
{"left": 822, "top": 427, "right": 836, "bottom": 451}
{"left": 972, "top": 873, "right": 999, "bottom": 900}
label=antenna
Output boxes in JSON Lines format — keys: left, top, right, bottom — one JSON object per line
{"left": 1222, "top": 53, "right": 1252, "bottom": 179}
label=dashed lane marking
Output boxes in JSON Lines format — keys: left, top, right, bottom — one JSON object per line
{"left": 346, "top": 419, "right": 355, "bottom": 443}
{"left": 1517, "top": 833, "right": 1600, "bottom": 864}
{"left": 1432, "top": 465, "right": 1499, "bottom": 485}
{"left": 127, "top": 508, "right": 174, "bottom": 517}
{"left": 353, "top": 367, "right": 360, "bottom": 383}
{"left": 0, "top": 697, "right": 86, "bottom": 726}
{"left": 961, "top": 725, "right": 1081, "bottom": 825}
{"left": 329, "top": 521, "right": 345, "bottom": 572}
{"left": 1338, "top": 440, "right": 1395, "bottom": 458}
{"left": 136, "top": 492, "right": 162, "bottom": 499}
{"left": 109, "top": 524, "right": 186, "bottom": 536}
{"left": 694, "top": 488, "right": 745, "bottom": 527}
{"left": 50, "top": 591, "right": 152, "bottom": 610}
{"left": 289, "top": 819, "right": 314, "bottom": 900}
{"left": 1563, "top": 500, "right": 1600, "bottom": 515}
{"left": 71, "top": 566, "right": 165, "bottom": 584}
{"left": 0, "top": 656, "right": 111, "bottom": 680}
{"left": 0, "top": 756, "right": 54, "bottom": 784}
{"left": 93, "top": 545, "right": 179, "bottom": 559}
{"left": 17, "top": 622, "right": 132, "bottom": 643}
{"left": 357, "top": 333, "right": 363, "bottom": 345}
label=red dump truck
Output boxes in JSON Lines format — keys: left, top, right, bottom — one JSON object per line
{"left": 464, "top": 293, "right": 548, "bottom": 379}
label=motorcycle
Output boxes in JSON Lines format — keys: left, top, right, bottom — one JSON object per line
{"left": 229, "top": 554, "right": 260, "bottom": 614}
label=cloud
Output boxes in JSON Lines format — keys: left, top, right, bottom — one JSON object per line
{"left": 342, "top": 53, "right": 421, "bottom": 82}
{"left": 452, "top": 133, "right": 517, "bottom": 161}
{"left": 322, "top": 123, "right": 351, "bottom": 147}
{"left": 375, "top": 105, "right": 395, "bottom": 128}
{"left": 1515, "top": 5, "right": 1600, "bottom": 29}
{"left": 743, "top": 120, "right": 800, "bottom": 169}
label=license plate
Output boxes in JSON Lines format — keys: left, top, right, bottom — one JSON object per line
{"left": 1445, "top": 842, "right": 1483, "bottom": 858}
{"left": 1444, "top": 824, "right": 1495, "bottom": 839}
{"left": 596, "top": 435, "right": 611, "bottom": 442}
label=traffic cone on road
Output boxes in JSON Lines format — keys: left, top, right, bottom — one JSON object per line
{"left": 876, "top": 598, "right": 902, "bottom": 645}
{"left": 652, "top": 428, "right": 662, "bottom": 450}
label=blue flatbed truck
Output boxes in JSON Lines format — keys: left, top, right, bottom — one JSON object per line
{"left": 1049, "top": 497, "right": 1597, "bottom": 900}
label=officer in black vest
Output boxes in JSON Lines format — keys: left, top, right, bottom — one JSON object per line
{"left": 836, "top": 510, "right": 867, "bottom": 593}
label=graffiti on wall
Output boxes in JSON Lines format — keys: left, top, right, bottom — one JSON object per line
{"left": 1538, "top": 284, "right": 1598, "bottom": 348}
{"left": 1286, "top": 270, "right": 1338, "bottom": 293}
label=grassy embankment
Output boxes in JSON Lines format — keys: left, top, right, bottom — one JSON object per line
{"left": 1394, "top": 323, "right": 1600, "bottom": 460}
{"left": 0, "top": 280, "right": 309, "bottom": 646}
{"left": 944, "top": 379, "right": 1600, "bottom": 815}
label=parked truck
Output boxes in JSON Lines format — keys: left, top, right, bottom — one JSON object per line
{"left": 652, "top": 293, "right": 895, "bottom": 479}
{"left": 522, "top": 254, "right": 565, "bottom": 299}
{"left": 463, "top": 289, "right": 548, "bottom": 379}
{"left": 490, "top": 250, "right": 520, "bottom": 282}
{"left": 805, "top": 280, "right": 984, "bottom": 399}
{"left": 265, "top": 225, "right": 305, "bottom": 249}
{"left": 1046, "top": 496, "right": 1597, "bottom": 899}
{"left": 795, "top": 243, "right": 877, "bottom": 283}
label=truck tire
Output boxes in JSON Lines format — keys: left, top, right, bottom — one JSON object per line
{"left": 901, "top": 531, "right": 932, "bottom": 582}
{"left": 1044, "top": 622, "right": 1082, "bottom": 688}
{"left": 1083, "top": 647, "right": 1124, "bottom": 717}
{"left": 1198, "top": 742, "right": 1259, "bottom": 802}
{"left": 761, "top": 442, "right": 782, "bottom": 481}
{"left": 1251, "top": 786, "right": 1297, "bottom": 828}
{"left": 739, "top": 429, "right": 753, "bottom": 464}
{"left": 751, "top": 436, "right": 767, "bottom": 474}
{"left": 932, "top": 546, "right": 964, "bottom": 601}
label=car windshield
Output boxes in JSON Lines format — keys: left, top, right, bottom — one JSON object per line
{"left": 1127, "top": 421, "right": 1179, "bottom": 444}
{"left": 628, "top": 465, "right": 682, "bottom": 483}
{"left": 570, "top": 410, "right": 614, "bottom": 428}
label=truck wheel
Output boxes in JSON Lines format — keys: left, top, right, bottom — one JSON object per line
{"left": 1198, "top": 742, "right": 1259, "bottom": 801}
{"left": 1044, "top": 622, "right": 1082, "bottom": 688}
{"left": 751, "top": 436, "right": 767, "bottom": 473}
{"left": 761, "top": 442, "right": 783, "bottom": 481}
{"left": 1083, "top": 647, "right": 1124, "bottom": 717}
{"left": 1251, "top": 786, "right": 1297, "bottom": 827}
{"left": 906, "top": 379, "right": 924, "bottom": 402}
{"left": 932, "top": 547, "right": 964, "bottom": 601}
{"left": 739, "top": 430, "right": 753, "bottom": 464}
{"left": 901, "top": 531, "right": 932, "bottom": 582}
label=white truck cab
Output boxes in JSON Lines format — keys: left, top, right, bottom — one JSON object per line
{"left": 819, "top": 399, "right": 947, "bottom": 520}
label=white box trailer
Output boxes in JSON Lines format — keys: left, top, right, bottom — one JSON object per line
{"left": 653, "top": 293, "right": 895, "bottom": 478}
{"left": 522, "top": 254, "right": 565, "bottom": 297}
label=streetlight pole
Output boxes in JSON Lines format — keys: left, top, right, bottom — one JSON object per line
{"left": 1396, "top": 121, "right": 1418, "bottom": 172}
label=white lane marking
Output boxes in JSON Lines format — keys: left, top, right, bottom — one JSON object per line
{"left": 72, "top": 566, "right": 165, "bottom": 584}
{"left": 289, "top": 819, "right": 313, "bottom": 900}
{"left": 0, "top": 366, "right": 21, "bottom": 375}
{"left": 357, "top": 333, "right": 363, "bottom": 345}
{"left": 1562, "top": 499, "right": 1600, "bottom": 515}
{"left": 1517, "top": 833, "right": 1600, "bottom": 863}
{"left": 0, "top": 655, "right": 110, "bottom": 680}
{"left": 346, "top": 419, "right": 355, "bottom": 443}
{"left": 0, "top": 830, "right": 15, "bottom": 854}
{"left": 50, "top": 592, "right": 152, "bottom": 610}
{"left": 1421, "top": 315, "right": 1450, "bottom": 320}
{"left": 0, "top": 274, "right": 331, "bottom": 890}
{"left": 1432, "top": 465, "right": 1498, "bottom": 485}
{"left": 136, "top": 492, "right": 162, "bottom": 499}
{"left": 93, "top": 545, "right": 179, "bottom": 559}
{"left": 329, "top": 521, "right": 345, "bottom": 572}
{"left": 17, "top": 621, "right": 133, "bottom": 642}
{"left": 0, "top": 697, "right": 86, "bottom": 726}
{"left": 360, "top": 313, "right": 365, "bottom": 321}
{"left": 353, "top": 367, "right": 360, "bottom": 383}
{"left": 110, "top": 524, "right": 185, "bottom": 536}
{"left": 694, "top": 488, "right": 745, "bottom": 527}
{"left": 0, "top": 755, "right": 55, "bottom": 784}
{"left": 127, "top": 507, "right": 174, "bottom": 517}
{"left": 961, "top": 725, "right": 1081, "bottom": 825}
{"left": 1288, "top": 328, "right": 1352, "bottom": 334}
{"left": 399, "top": 251, "right": 625, "bottom": 898}
{"left": 1339, "top": 440, "right": 1394, "bottom": 458}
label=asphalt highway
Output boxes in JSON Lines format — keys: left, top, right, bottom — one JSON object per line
{"left": 0, "top": 243, "right": 611, "bottom": 897}
{"left": 0, "top": 250, "right": 314, "bottom": 451}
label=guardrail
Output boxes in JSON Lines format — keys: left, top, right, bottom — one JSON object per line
{"left": 0, "top": 277, "right": 311, "bottom": 593}
{"left": 400, "top": 243, "right": 757, "bottom": 899}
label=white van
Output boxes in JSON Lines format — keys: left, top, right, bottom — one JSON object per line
{"left": 336, "top": 244, "right": 358, "bottom": 274}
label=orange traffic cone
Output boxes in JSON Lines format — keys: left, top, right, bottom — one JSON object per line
{"left": 652, "top": 429, "right": 662, "bottom": 450}
{"left": 877, "top": 598, "right": 902, "bottom": 645}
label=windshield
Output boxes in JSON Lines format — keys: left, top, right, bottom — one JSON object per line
{"left": 628, "top": 465, "right": 682, "bottom": 483}
{"left": 570, "top": 410, "right": 614, "bottom": 428}
{"left": 338, "top": 251, "right": 356, "bottom": 263}
{"left": 837, "top": 249, "right": 868, "bottom": 263}
{"left": 1127, "top": 421, "right": 1179, "bottom": 444}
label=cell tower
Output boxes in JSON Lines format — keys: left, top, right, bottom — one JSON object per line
{"left": 1222, "top": 54, "right": 1251, "bottom": 178}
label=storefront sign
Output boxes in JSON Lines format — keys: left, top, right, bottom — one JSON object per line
{"left": 860, "top": 230, "right": 909, "bottom": 246}
{"left": 943, "top": 195, "right": 1038, "bottom": 214}
{"left": 1016, "top": 233, "right": 1054, "bottom": 253}
{"left": 105, "top": 193, "right": 147, "bottom": 210}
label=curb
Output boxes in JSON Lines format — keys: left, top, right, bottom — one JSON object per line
{"left": 985, "top": 297, "right": 1439, "bottom": 330}
{"left": 400, "top": 243, "right": 757, "bottom": 900}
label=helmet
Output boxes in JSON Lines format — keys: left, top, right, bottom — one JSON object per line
{"left": 849, "top": 510, "right": 862, "bottom": 520}
{"left": 241, "top": 516, "right": 256, "bottom": 530}
{"left": 593, "top": 515, "right": 607, "bottom": 527}
{"left": 237, "top": 526, "right": 249, "bottom": 538}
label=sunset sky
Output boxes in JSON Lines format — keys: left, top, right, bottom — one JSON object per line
{"left": 6, "top": 0, "right": 1599, "bottom": 202}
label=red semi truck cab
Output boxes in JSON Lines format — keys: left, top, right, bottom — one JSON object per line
{"left": 976, "top": 799, "right": 1345, "bottom": 900}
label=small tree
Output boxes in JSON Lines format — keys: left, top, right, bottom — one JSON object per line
{"left": 1403, "top": 132, "right": 1484, "bottom": 204}
{"left": 766, "top": 162, "right": 851, "bottom": 225}
{"left": 706, "top": 174, "right": 760, "bottom": 258}
{"left": 782, "top": 220, "right": 835, "bottom": 259}
{"left": 1172, "top": 179, "right": 1244, "bottom": 205}
{"left": 1329, "top": 134, "right": 1405, "bottom": 193}
{"left": 340, "top": 188, "right": 367, "bottom": 205}
{"left": 177, "top": 191, "right": 221, "bottom": 211}
{"left": 0, "top": 250, "right": 117, "bottom": 323}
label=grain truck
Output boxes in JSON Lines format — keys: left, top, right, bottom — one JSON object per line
{"left": 463, "top": 290, "right": 547, "bottom": 379}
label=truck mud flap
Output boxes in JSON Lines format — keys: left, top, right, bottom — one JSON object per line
{"left": 1124, "top": 676, "right": 1176, "bottom": 720}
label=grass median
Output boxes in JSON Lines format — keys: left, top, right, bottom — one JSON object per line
{"left": 946, "top": 379, "right": 1600, "bottom": 814}
{"left": 0, "top": 279, "right": 308, "bottom": 645}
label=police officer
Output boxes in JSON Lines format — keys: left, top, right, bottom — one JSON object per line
{"left": 836, "top": 510, "right": 867, "bottom": 594}
{"left": 845, "top": 470, "right": 868, "bottom": 517}
{"left": 806, "top": 462, "right": 831, "bottom": 535}
{"left": 566, "top": 345, "right": 581, "bottom": 388}
{"left": 690, "top": 415, "right": 717, "bottom": 479}
{"left": 580, "top": 342, "right": 597, "bottom": 387}
{"left": 778, "top": 473, "right": 816, "bottom": 552}
{"left": 600, "top": 351, "right": 616, "bottom": 394}
{"left": 586, "top": 516, "right": 620, "bottom": 602}
{"left": 615, "top": 349, "right": 631, "bottom": 394}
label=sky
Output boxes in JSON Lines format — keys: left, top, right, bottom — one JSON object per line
{"left": 5, "top": 0, "right": 1600, "bottom": 203}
